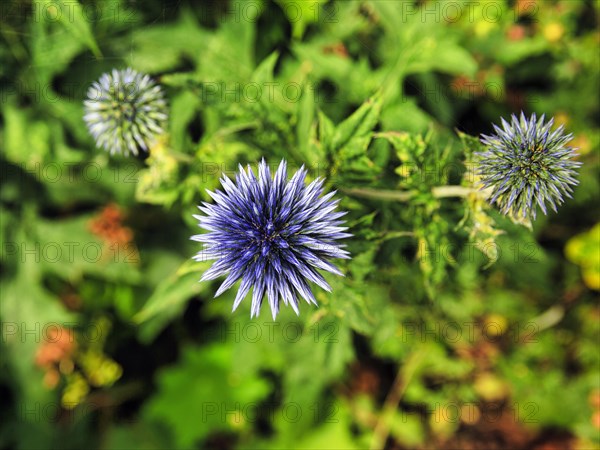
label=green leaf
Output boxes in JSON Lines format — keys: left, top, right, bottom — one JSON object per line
{"left": 196, "top": 12, "right": 256, "bottom": 80}
{"left": 169, "top": 91, "right": 203, "bottom": 152}
{"left": 495, "top": 37, "right": 550, "bottom": 66}
{"left": 251, "top": 51, "right": 279, "bottom": 85}
{"left": 291, "top": 44, "right": 377, "bottom": 104}
{"left": 134, "top": 259, "right": 210, "bottom": 327}
{"left": 296, "top": 84, "right": 317, "bottom": 159}
{"left": 122, "top": 12, "right": 208, "bottom": 73}
{"left": 265, "top": 402, "right": 367, "bottom": 449}
{"left": 143, "top": 344, "right": 270, "bottom": 448}
{"left": 277, "top": 316, "right": 354, "bottom": 436}
{"left": 388, "top": 412, "right": 425, "bottom": 447}
{"left": 381, "top": 100, "right": 434, "bottom": 134}
{"left": 327, "top": 280, "right": 386, "bottom": 336}
{"left": 406, "top": 40, "right": 477, "bottom": 77}
{"left": 30, "top": 2, "right": 89, "bottom": 85}
{"left": 317, "top": 110, "right": 336, "bottom": 151}
{"left": 322, "top": 92, "right": 383, "bottom": 182}
{"left": 2, "top": 103, "right": 51, "bottom": 165}
{"left": 369, "top": 1, "right": 478, "bottom": 79}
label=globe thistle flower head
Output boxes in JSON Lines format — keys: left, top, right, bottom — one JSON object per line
{"left": 84, "top": 68, "right": 168, "bottom": 156}
{"left": 477, "top": 112, "right": 581, "bottom": 222}
{"left": 192, "top": 160, "right": 351, "bottom": 319}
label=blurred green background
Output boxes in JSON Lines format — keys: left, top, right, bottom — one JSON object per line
{"left": 1, "top": 0, "right": 599, "bottom": 449}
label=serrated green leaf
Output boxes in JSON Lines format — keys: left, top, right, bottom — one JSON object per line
{"left": 331, "top": 92, "right": 382, "bottom": 153}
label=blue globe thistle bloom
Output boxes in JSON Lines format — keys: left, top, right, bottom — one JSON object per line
{"left": 477, "top": 112, "right": 581, "bottom": 221}
{"left": 192, "top": 160, "right": 351, "bottom": 319}
{"left": 84, "top": 68, "right": 168, "bottom": 156}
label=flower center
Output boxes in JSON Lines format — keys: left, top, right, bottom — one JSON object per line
{"left": 247, "top": 219, "right": 289, "bottom": 257}
{"left": 110, "top": 100, "right": 136, "bottom": 122}
{"left": 514, "top": 144, "right": 546, "bottom": 180}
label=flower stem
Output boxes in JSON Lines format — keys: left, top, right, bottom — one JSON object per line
{"left": 343, "top": 185, "right": 479, "bottom": 201}
{"left": 432, "top": 185, "right": 478, "bottom": 198}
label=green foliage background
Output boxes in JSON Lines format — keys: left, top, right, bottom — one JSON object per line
{"left": 1, "top": 1, "right": 599, "bottom": 449}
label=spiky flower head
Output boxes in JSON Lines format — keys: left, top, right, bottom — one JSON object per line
{"left": 84, "top": 68, "right": 168, "bottom": 156}
{"left": 477, "top": 112, "right": 581, "bottom": 222}
{"left": 192, "top": 159, "right": 351, "bottom": 319}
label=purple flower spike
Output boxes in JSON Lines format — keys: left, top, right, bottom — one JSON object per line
{"left": 192, "top": 159, "right": 351, "bottom": 319}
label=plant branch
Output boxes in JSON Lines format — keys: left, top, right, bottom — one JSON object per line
{"left": 369, "top": 347, "right": 428, "bottom": 450}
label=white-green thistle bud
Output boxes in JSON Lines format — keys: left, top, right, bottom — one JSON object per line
{"left": 84, "top": 68, "right": 168, "bottom": 156}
